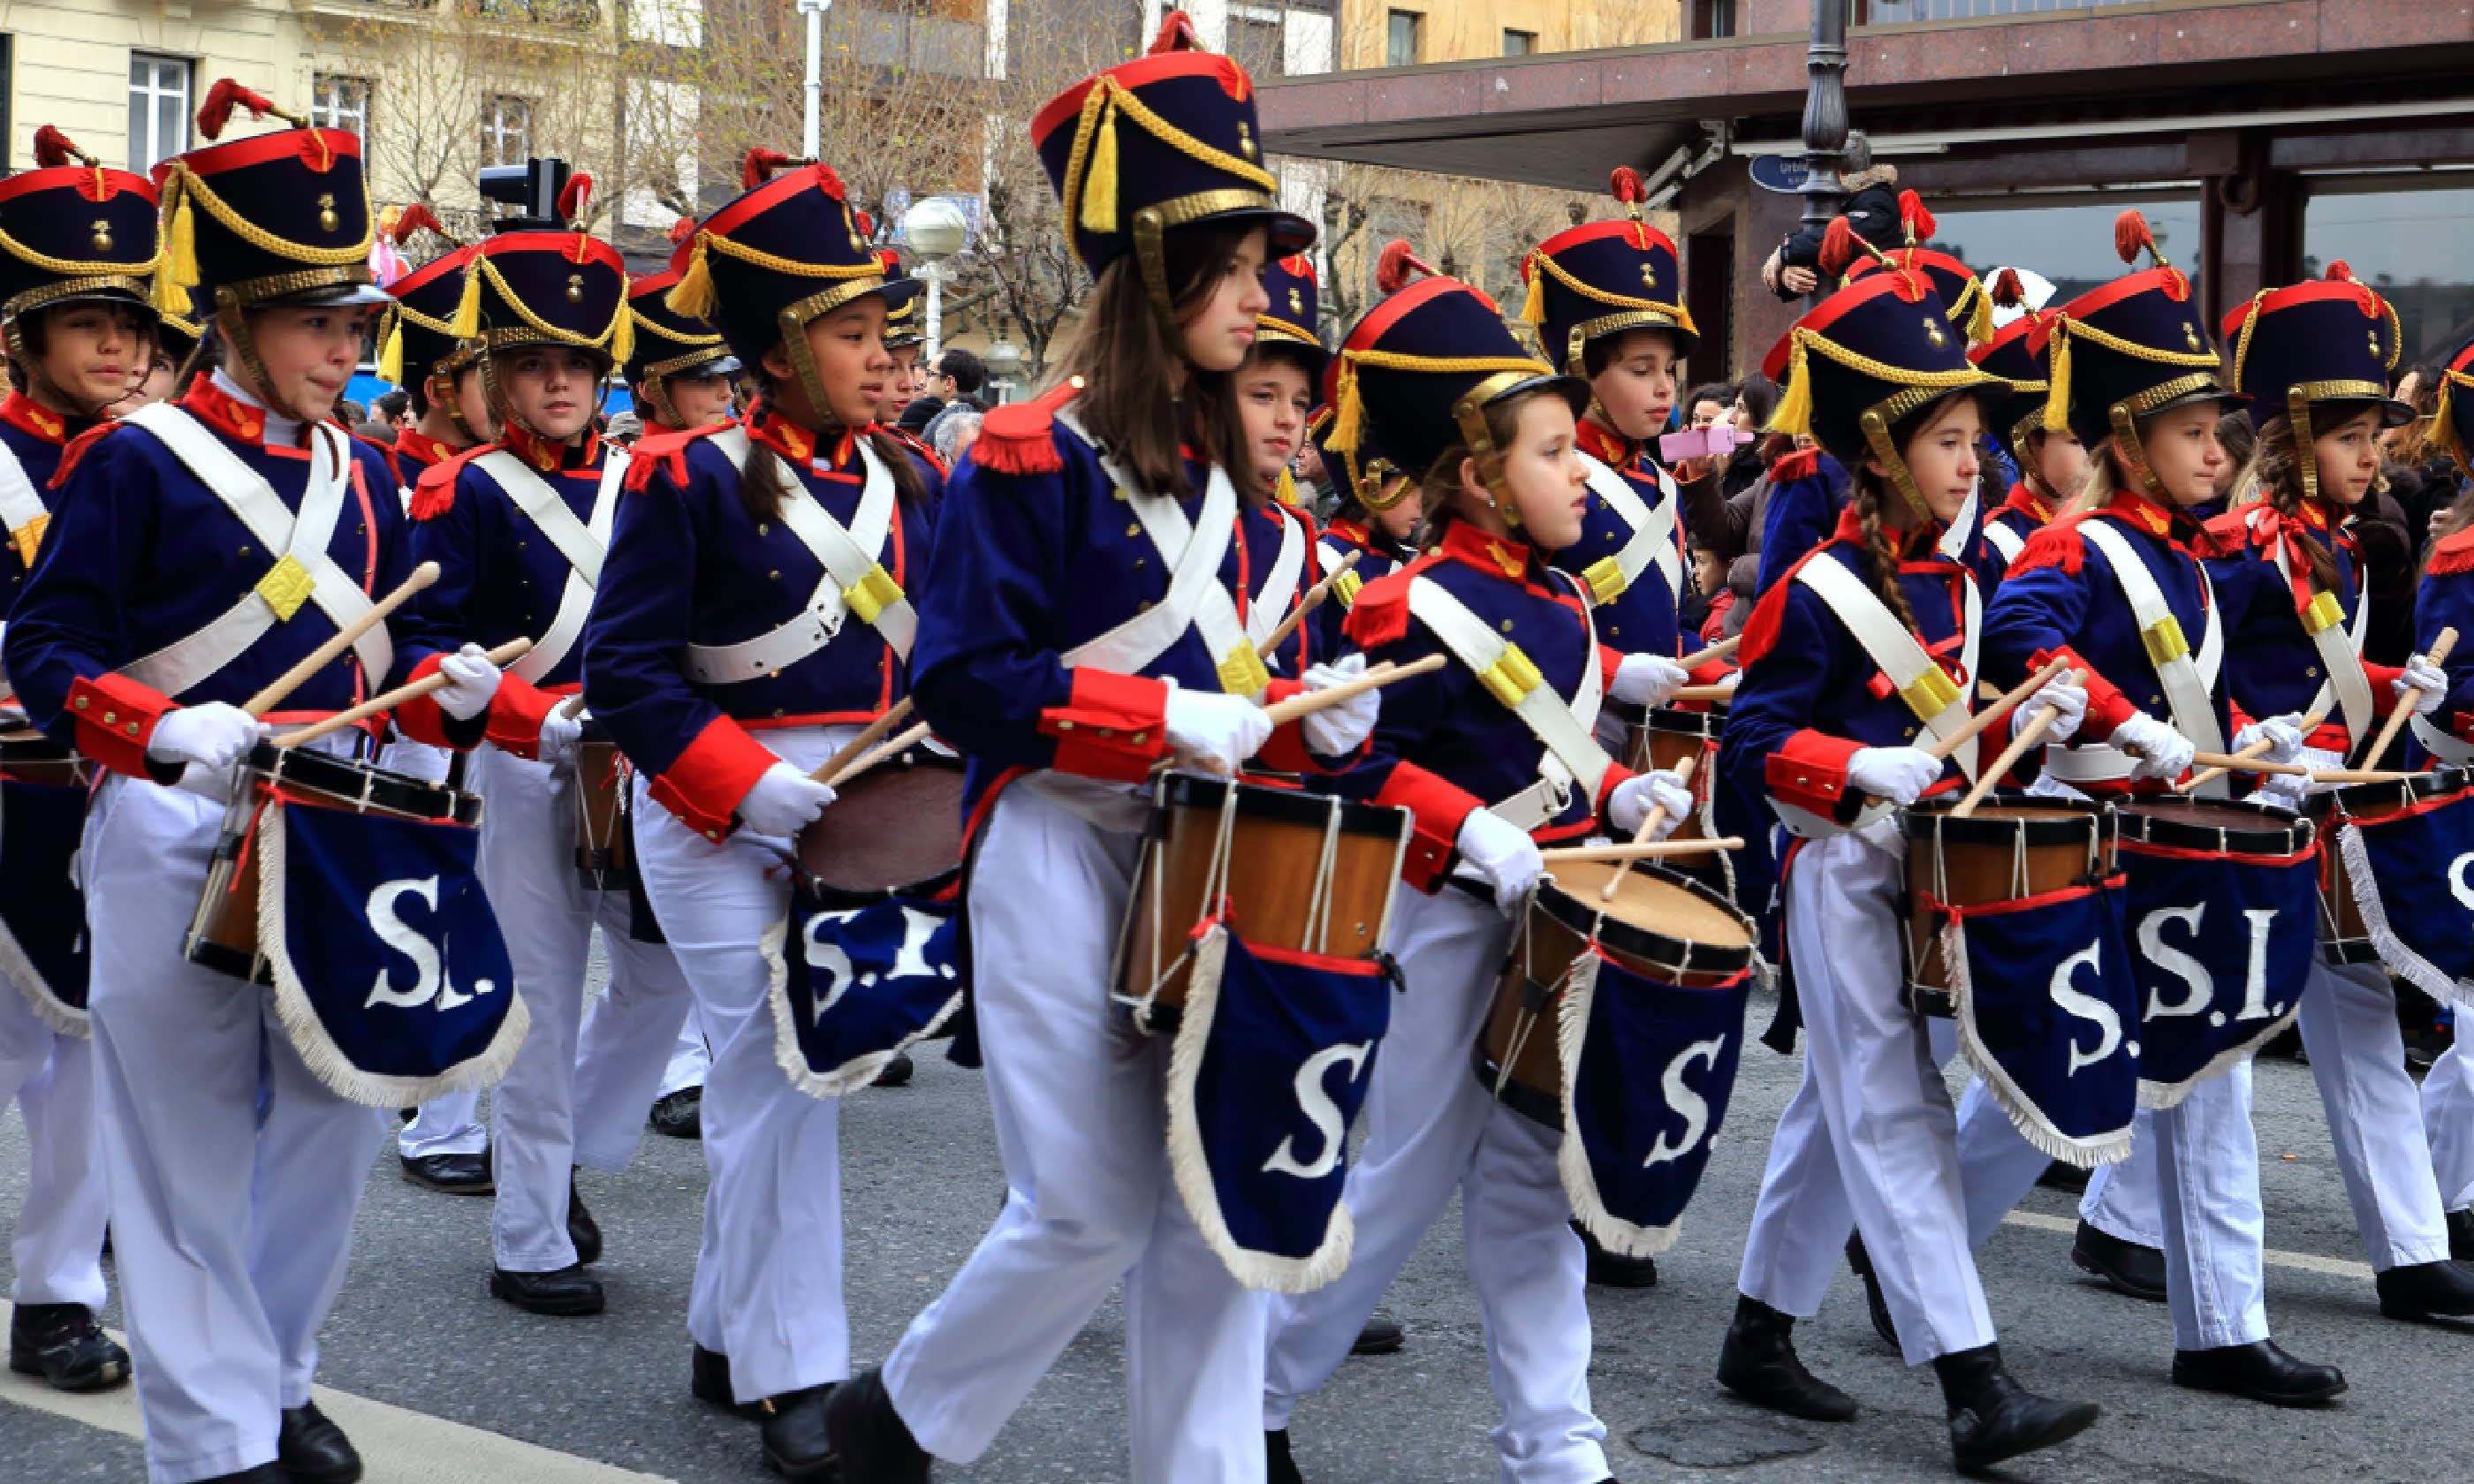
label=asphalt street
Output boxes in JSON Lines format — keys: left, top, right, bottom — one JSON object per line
{"left": 1, "top": 970, "right": 2467, "bottom": 1483}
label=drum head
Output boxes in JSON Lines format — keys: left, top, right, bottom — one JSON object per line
{"left": 2121, "top": 797, "right": 2311, "bottom": 854}
{"left": 797, "top": 750, "right": 967, "bottom": 895}
{"left": 1537, "top": 860, "right": 1753, "bottom": 980}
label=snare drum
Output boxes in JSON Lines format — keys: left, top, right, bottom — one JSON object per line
{"left": 573, "top": 719, "right": 632, "bottom": 890}
{"left": 1113, "top": 776, "right": 1411, "bottom": 1028}
{"left": 185, "top": 742, "right": 485, "bottom": 983}
{"left": 1623, "top": 707, "right": 1722, "bottom": 843}
{"left": 0, "top": 730, "right": 90, "bottom": 790}
{"left": 1901, "top": 797, "right": 2115, "bottom": 1017}
{"left": 793, "top": 744, "right": 968, "bottom": 904}
{"left": 2307, "top": 768, "right": 2474, "bottom": 966}
{"left": 1476, "top": 862, "right": 1756, "bottom": 1127}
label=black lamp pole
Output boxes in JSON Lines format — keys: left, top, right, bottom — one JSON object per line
{"left": 1799, "top": 0, "right": 1850, "bottom": 305}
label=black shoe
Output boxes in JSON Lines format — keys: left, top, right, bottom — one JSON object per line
{"left": 1933, "top": 1344, "right": 2098, "bottom": 1473}
{"left": 398, "top": 1151, "right": 492, "bottom": 1195}
{"left": 2036, "top": 1160, "right": 2089, "bottom": 1195}
{"left": 2448, "top": 1208, "right": 2474, "bottom": 1263}
{"left": 1350, "top": 1308, "right": 1404, "bottom": 1356}
{"left": 1266, "top": 1427, "right": 1302, "bottom": 1484}
{"left": 8, "top": 1303, "right": 129, "bottom": 1391}
{"left": 490, "top": 1264, "right": 604, "bottom": 1316}
{"left": 823, "top": 1367, "right": 932, "bottom": 1483}
{"left": 2374, "top": 1258, "right": 2474, "bottom": 1321}
{"left": 277, "top": 1400, "right": 363, "bottom": 1484}
{"left": 692, "top": 1344, "right": 765, "bottom": 1420}
{"left": 1844, "top": 1234, "right": 1898, "bottom": 1350}
{"left": 1716, "top": 1295, "right": 1856, "bottom": 1422}
{"left": 873, "top": 1050, "right": 915, "bottom": 1087}
{"left": 1574, "top": 1220, "right": 1658, "bottom": 1288}
{"left": 759, "top": 1384, "right": 837, "bottom": 1480}
{"left": 2071, "top": 1220, "right": 2167, "bottom": 1302}
{"left": 568, "top": 1172, "right": 602, "bottom": 1267}
{"left": 649, "top": 1086, "right": 702, "bottom": 1139}
{"left": 2171, "top": 1340, "right": 2347, "bottom": 1406}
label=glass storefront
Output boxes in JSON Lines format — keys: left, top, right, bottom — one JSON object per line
{"left": 1916, "top": 196, "right": 2203, "bottom": 310}
{"left": 2302, "top": 184, "right": 2474, "bottom": 373}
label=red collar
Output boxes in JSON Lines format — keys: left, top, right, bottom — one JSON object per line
{"left": 1436, "top": 519, "right": 1567, "bottom": 598}
{"left": 1575, "top": 417, "right": 1636, "bottom": 469}
{"left": 747, "top": 408, "right": 859, "bottom": 470}
{"left": 1829, "top": 504, "right": 1947, "bottom": 561}
{"left": 500, "top": 420, "right": 599, "bottom": 473}
{"left": 179, "top": 374, "right": 287, "bottom": 449}
{"left": 1328, "top": 518, "right": 1370, "bottom": 549}
{"left": 0, "top": 392, "right": 70, "bottom": 446}
{"left": 1999, "top": 481, "right": 2052, "bottom": 525}
{"left": 2101, "top": 488, "right": 2178, "bottom": 538}
{"left": 394, "top": 428, "right": 467, "bottom": 468}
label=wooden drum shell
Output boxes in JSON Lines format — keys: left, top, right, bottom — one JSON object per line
{"left": 1901, "top": 797, "right": 2116, "bottom": 1017}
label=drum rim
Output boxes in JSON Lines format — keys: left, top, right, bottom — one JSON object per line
{"left": 1639, "top": 707, "right": 1723, "bottom": 739}
{"left": 1534, "top": 864, "right": 1756, "bottom": 975}
{"left": 1901, "top": 794, "right": 2117, "bottom": 845}
{"left": 2119, "top": 797, "right": 2312, "bottom": 854}
{"left": 1157, "top": 773, "right": 1412, "bottom": 839}
{"left": 832, "top": 741, "right": 968, "bottom": 784}
{"left": 2306, "top": 765, "right": 2469, "bottom": 814}
{"left": 247, "top": 739, "right": 481, "bottom": 825}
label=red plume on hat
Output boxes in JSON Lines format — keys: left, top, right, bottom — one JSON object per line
{"left": 32, "top": 125, "right": 94, "bottom": 170}
{"left": 1376, "top": 238, "right": 1438, "bottom": 295}
{"left": 741, "top": 148, "right": 794, "bottom": 190}
{"left": 556, "top": 171, "right": 594, "bottom": 226}
{"left": 2114, "top": 209, "right": 2162, "bottom": 268}
{"left": 1989, "top": 268, "right": 2025, "bottom": 310}
{"left": 196, "top": 79, "right": 285, "bottom": 141}
{"left": 1150, "top": 9, "right": 1201, "bottom": 53}
{"left": 1897, "top": 189, "right": 1936, "bottom": 247}
{"left": 1818, "top": 217, "right": 1863, "bottom": 278}
{"left": 2325, "top": 260, "right": 2356, "bottom": 284}
{"left": 1609, "top": 166, "right": 1643, "bottom": 205}
{"left": 391, "top": 201, "right": 446, "bottom": 246}
{"left": 667, "top": 215, "right": 698, "bottom": 246}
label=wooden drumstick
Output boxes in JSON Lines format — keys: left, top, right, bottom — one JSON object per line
{"left": 808, "top": 696, "right": 914, "bottom": 784}
{"left": 823, "top": 720, "right": 931, "bottom": 790}
{"left": 1601, "top": 753, "right": 1695, "bottom": 902}
{"left": 1667, "top": 679, "right": 1740, "bottom": 703}
{"left": 1259, "top": 549, "right": 1362, "bottom": 657}
{"left": 1676, "top": 634, "right": 1740, "bottom": 670}
{"left": 2360, "top": 625, "right": 2457, "bottom": 768}
{"left": 1540, "top": 836, "right": 1745, "bottom": 863}
{"left": 2177, "top": 707, "right": 2329, "bottom": 794}
{"left": 271, "top": 637, "right": 531, "bottom": 747}
{"left": 1950, "top": 668, "right": 2085, "bottom": 819}
{"left": 556, "top": 693, "right": 589, "bottom": 720}
{"left": 2185, "top": 749, "right": 2308, "bottom": 778}
{"left": 1257, "top": 652, "right": 1446, "bottom": 728}
{"left": 242, "top": 561, "right": 439, "bottom": 718}
{"left": 2306, "top": 765, "right": 2418, "bottom": 786}
{"left": 1860, "top": 657, "right": 2071, "bottom": 808}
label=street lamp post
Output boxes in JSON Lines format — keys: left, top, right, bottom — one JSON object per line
{"left": 797, "top": 0, "right": 831, "bottom": 159}
{"left": 900, "top": 198, "right": 971, "bottom": 361}
{"left": 1800, "top": 0, "right": 1850, "bottom": 305}
{"left": 983, "top": 335, "right": 1024, "bottom": 404}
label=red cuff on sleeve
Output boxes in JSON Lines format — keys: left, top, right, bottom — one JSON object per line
{"left": 391, "top": 652, "right": 455, "bottom": 747}
{"left": 647, "top": 716, "right": 779, "bottom": 841}
{"left": 1373, "top": 762, "right": 1484, "bottom": 893}
{"left": 482, "top": 675, "right": 561, "bottom": 760}
{"left": 1688, "top": 657, "right": 1735, "bottom": 686}
{"left": 1597, "top": 645, "right": 1624, "bottom": 694}
{"left": 1766, "top": 729, "right": 1867, "bottom": 815}
{"left": 65, "top": 673, "right": 174, "bottom": 779}
{"left": 1593, "top": 760, "right": 1640, "bottom": 823}
{"left": 2364, "top": 661, "right": 2405, "bottom": 714}
{"left": 1037, "top": 670, "right": 1171, "bottom": 783}
{"left": 1255, "top": 678, "right": 1317, "bottom": 775}
{"left": 2034, "top": 646, "right": 2134, "bottom": 738}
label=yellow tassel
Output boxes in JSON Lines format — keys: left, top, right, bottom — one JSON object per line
{"left": 1965, "top": 284, "right": 1992, "bottom": 347}
{"left": 154, "top": 178, "right": 197, "bottom": 315}
{"left": 1081, "top": 92, "right": 1119, "bottom": 237}
{"left": 1275, "top": 466, "right": 1299, "bottom": 506}
{"left": 448, "top": 262, "right": 484, "bottom": 339}
{"left": 609, "top": 287, "right": 634, "bottom": 365}
{"left": 1330, "top": 359, "right": 1363, "bottom": 454}
{"left": 1767, "top": 335, "right": 1813, "bottom": 435}
{"left": 377, "top": 320, "right": 404, "bottom": 385}
{"left": 666, "top": 236, "right": 717, "bottom": 322}
{"left": 1519, "top": 256, "right": 1546, "bottom": 326}
{"left": 2043, "top": 320, "right": 2072, "bottom": 436}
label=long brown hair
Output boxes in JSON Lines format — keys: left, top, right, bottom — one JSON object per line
{"left": 736, "top": 383, "right": 928, "bottom": 528}
{"left": 1051, "top": 220, "right": 1262, "bottom": 504}
{"left": 2246, "top": 403, "right": 2378, "bottom": 596}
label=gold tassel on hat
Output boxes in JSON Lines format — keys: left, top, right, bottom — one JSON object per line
{"left": 1519, "top": 254, "right": 1546, "bottom": 326}
{"left": 1330, "top": 357, "right": 1364, "bottom": 454}
{"left": 1081, "top": 91, "right": 1120, "bottom": 237}
{"left": 448, "top": 263, "right": 485, "bottom": 339}
{"left": 666, "top": 234, "right": 717, "bottom": 321}
{"left": 154, "top": 173, "right": 198, "bottom": 315}
{"left": 377, "top": 320, "right": 405, "bottom": 385}
{"left": 609, "top": 287, "right": 634, "bottom": 364}
{"left": 2043, "top": 320, "right": 2073, "bottom": 436}
{"left": 1768, "top": 335, "right": 1813, "bottom": 435}
{"left": 1964, "top": 284, "right": 1993, "bottom": 347}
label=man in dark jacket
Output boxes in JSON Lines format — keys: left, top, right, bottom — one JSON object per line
{"left": 1760, "top": 132, "right": 1901, "bottom": 300}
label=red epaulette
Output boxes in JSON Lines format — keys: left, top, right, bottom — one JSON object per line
{"left": 2204, "top": 506, "right": 2261, "bottom": 551}
{"left": 2007, "top": 518, "right": 2087, "bottom": 578}
{"left": 624, "top": 422, "right": 725, "bottom": 493}
{"left": 1768, "top": 447, "right": 1822, "bottom": 482}
{"left": 409, "top": 444, "right": 489, "bottom": 521}
{"left": 49, "top": 421, "right": 119, "bottom": 489}
{"left": 2430, "top": 525, "right": 2474, "bottom": 578}
{"left": 974, "top": 379, "right": 1081, "bottom": 477}
{"left": 1341, "top": 555, "right": 1439, "bottom": 650}
{"left": 882, "top": 425, "right": 948, "bottom": 477}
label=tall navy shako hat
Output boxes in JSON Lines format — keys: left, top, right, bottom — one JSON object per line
{"left": 1968, "top": 268, "right": 2062, "bottom": 458}
{"left": 2042, "top": 210, "right": 2236, "bottom": 487}
{"left": 377, "top": 207, "right": 480, "bottom": 392}
{"left": 0, "top": 125, "right": 163, "bottom": 339}
{"left": 1256, "top": 254, "right": 1326, "bottom": 380}
{"left": 1843, "top": 191, "right": 1993, "bottom": 348}
{"left": 1308, "top": 400, "right": 1408, "bottom": 513}
{"left": 664, "top": 148, "right": 893, "bottom": 420}
{"left": 2223, "top": 262, "right": 2409, "bottom": 435}
{"left": 2430, "top": 334, "right": 2474, "bottom": 480}
{"left": 1762, "top": 217, "right": 2009, "bottom": 520}
{"left": 625, "top": 217, "right": 740, "bottom": 397}
{"left": 1032, "top": 11, "right": 1312, "bottom": 329}
{"left": 869, "top": 234, "right": 929, "bottom": 352}
{"left": 450, "top": 177, "right": 627, "bottom": 367}
{"left": 1329, "top": 240, "right": 1587, "bottom": 528}
{"left": 152, "top": 80, "right": 391, "bottom": 317}
{"left": 1519, "top": 167, "right": 1697, "bottom": 376}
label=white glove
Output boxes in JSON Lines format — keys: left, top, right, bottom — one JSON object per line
{"left": 2399, "top": 653, "right": 2448, "bottom": 716}
{"left": 737, "top": 761, "right": 837, "bottom": 837}
{"left": 1845, "top": 746, "right": 1941, "bottom": 806}
{"left": 538, "top": 706, "right": 583, "bottom": 768}
{"left": 2252, "top": 767, "right": 2310, "bottom": 811}
{"left": 2109, "top": 710, "right": 2195, "bottom": 782}
{"left": 145, "top": 701, "right": 259, "bottom": 770}
{"left": 1611, "top": 652, "right": 1690, "bottom": 708}
{"left": 1608, "top": 768, "right": 1695, "bottom": 840}
{"left": 1163, "top": 688, "right": 1273, "bottom": 776}
{"left": 434, "top": 642, "right": 504, "bottom": 722}
{"left": 2231, "top": 712, "right": 2306, "bottom": 767}
{"left": 2014, "top": 674, "right": 2089, "bottom": 746}
{"left": 1456, "top": 807, "right": 1543, "bottom": 916}
{"left": 1298, "top": 655, "right": 1377, "bottom": 755}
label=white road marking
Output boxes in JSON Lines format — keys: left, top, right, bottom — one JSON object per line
{"left": 0, "top": 1304, "right": 675, "bottom": 1483}
{"left": 2001, "top": 1208, "right": 2377, "bottom": 1280}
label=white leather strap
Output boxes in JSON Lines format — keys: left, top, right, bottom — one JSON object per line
{"left": 0, "top": 436, "right": 49, "bottom": 564}
{"left": 2412, "top": 712, "right": 2474, "bottom": 766}
{"left": 118, "top": 406, "right": 387, "bottom": 697}
{"left": 475, "top": 449, "right": 627, "bottom": 685}
{"left": 2075, "top": 516, "right": 2227, "bottom": 792}
{"left": 1574, "top": 454, "right": 1682, "bottom": 610}
{"left": 680, "top": 437, "right": 910, "bottom": 682}
{"left": 1405, "top": 573, "right": 1611, "bottom": 818}
{"left": 1981, "top": 520, "right": 2025, "bottom": 566}
{"left": 1793, "top": 553, "right": 1981, "bottom": 781}
{"left": 1936, "top": 481, "right": 1980, "bottom": 566}
{"left": 1246, "top": 509, "right": 1309, "bottom": 653}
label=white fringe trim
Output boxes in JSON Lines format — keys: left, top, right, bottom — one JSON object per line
{"left": 0, "top": 915, "right": 86, "bottom": 1040}
{"left": 1944, "top": 916, "right": 2132, "bottom": 1170}
{"left": 1163, "top": 924, "right": 1356, "bottom": 1294}
{"left": 1553, "top": 950, "right": 1683, "bottom": 1261}
{"left": 2134, "top": 1005, "right": 2296, "bottom": 1111}
{"left": 258, "top": 804, "right": 531, "bottom": 1109}
{"left": 2336, "top": 822, "right": 2474, "bottom": 1009}
{"left": 765, "top": 913, "right": 964, "bottom": 1101}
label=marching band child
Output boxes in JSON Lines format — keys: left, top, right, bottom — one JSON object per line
{"left": 819, "top": 19, "right": 1370, "bottom": 1480}
{"left": 1258, "top": 260, "right": 1694, "bottom": 1484}
{"left": 1967, "top": 268, "right": 2078, "bottom": 585}
{"left": 1715, "top": 244, "right": 2101, "bottom": 1473}
{"left": 2415, "top": 335, "right": 2474, "bottom": 1261}
{"left": 1240, "top": 254, "right": 1322, "bottom": 511}
{"left": 1305, "top": 404, "right": 1419, "bottom": 662}
{"left": 4, "top": 86, "right": 504, "bottom": 1483}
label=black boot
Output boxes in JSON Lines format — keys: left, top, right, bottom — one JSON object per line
{"left": 2374, "top": 1258, "right": 2474, "bottom": 1321}
{"left": 759, "top": 1384, "right": 837, "bottom": 1480}
{"left": 491, "top": 1264, "right": 605, "bottom": 1316}
{"left": 398, "top": 1151, "right": 492, "bottom": 1194}
{"left": 1715, "top": 1295, "right": 1856, "bottom": 1422}
{"left": 692, "top": 1344, "right": 763, "bottom": 1419}
{"left": 1844, "top": 1234, "right": 1898, "bottom": 1349}
{"left": 568, "top": 1170, "right": 603, "bottom": 1266}
{"left": 649, "top": 1086, "right": 702, "bottom": 1139}
{"left": 1932, "top": 1344, "right": 2098, "bottom": 1473}
{"left": 2171, "top": 1340, "right": 2347, "bottom": 1406}
{"left": 2071, "top": 1220, "right": 2167, "bottom": 1302}
{"left": 1350, "top": 1307, "right": 1404, "bottom": 1356}
{"left": 8, "top": 1302, "right": 129, "bottom": 1391}
{"left": 277, "top": 1401, "right": 363, "bottom": 1484}
{"left": 2447, "top": 1208, "right": 2474, "bottom": 1263}
{"left": 823, "top": 1367, "right": 932, "bottom": 1482}
{"left": 1573, "top": 1220, "right": 1658, "bottom": 1288}
{"left": 873, "top": 1050, "right": 915, "bottom": 1087}
{"left": 1266, "top": 1427, "right": 1303, "bottom": 1484}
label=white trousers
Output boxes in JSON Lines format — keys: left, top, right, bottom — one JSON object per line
{"left": 633, "top": 725, "right": 848, "bottom": 1403}
{"left": 2424, "top": 1039, "right": 2474, "bottom": 1215}
{"left": 0, "top": 981, "right": 108, "bottom": 1310}
{"left": 474, "top": 746, "right": 694, "bottom": 1273}
{"left": 882, "top": 783, "right": 1268, "bottom": 1482}
{"left": 398, "top": 1086, "right": 485, "bottom": 1159}
{"left": 82, "top": 770, "right": 390, "bottom": 1484}
{"left": 1262, "top": 882, "right": 1607, "bottom": 1484}
{"left": 572, "top": 973, "right": 708, "bottom": 1170}
{"left": 2293, "top": 959, "right": 2448, "bottom": 1268}
{"left": 1737, "top": 833, "right": 1997, "bottom": 1366}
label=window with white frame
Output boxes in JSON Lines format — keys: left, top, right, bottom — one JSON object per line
{"left": 127, "top": 55, "right": 191, "bottom": 174}
{"left": 481, "top": 95, "right": 532, "bottom": 168}
{"left": 311, "top": 74, "right": 370, "bottom": 138}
